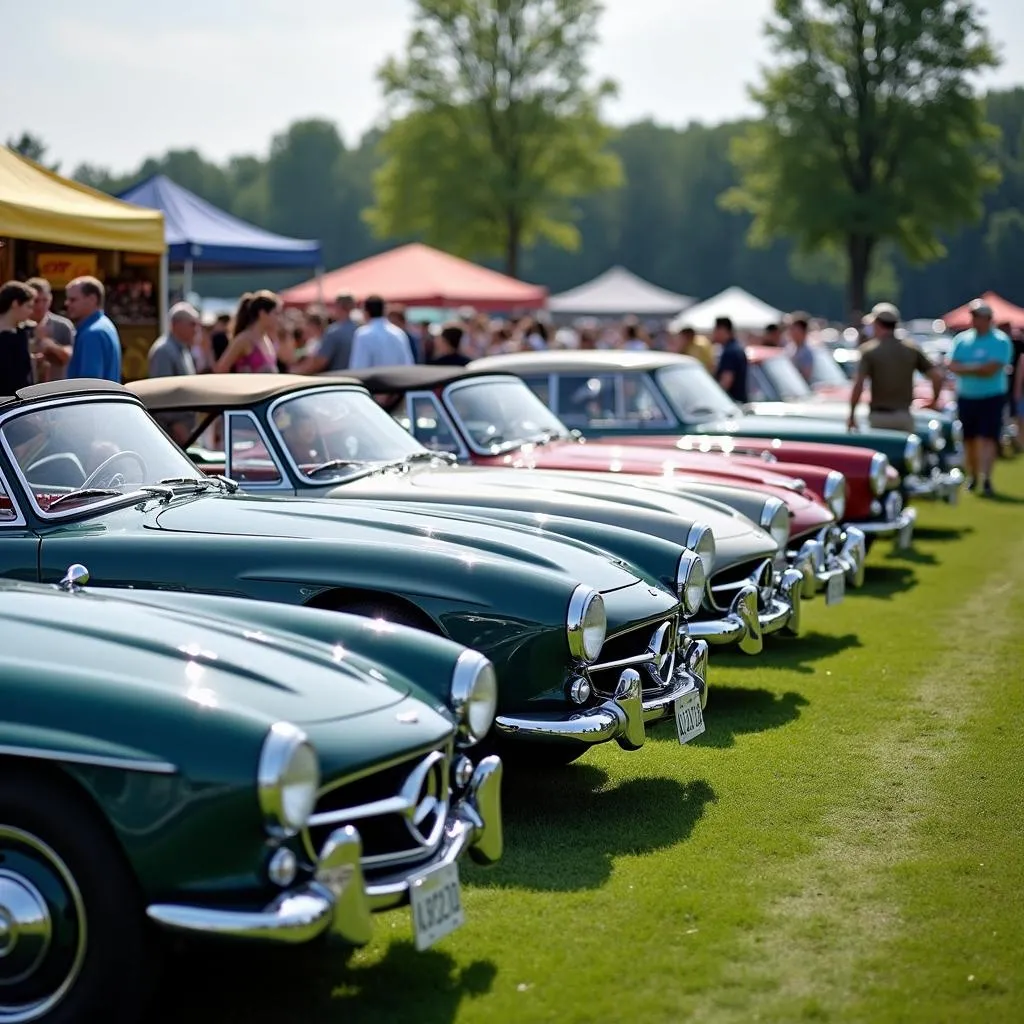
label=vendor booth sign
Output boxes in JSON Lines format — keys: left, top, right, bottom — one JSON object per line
{"left": 36, "top": 252, "right": 99, "bottom": 288}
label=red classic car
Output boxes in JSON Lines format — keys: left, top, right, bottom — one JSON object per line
{"left": 345, "top": 366, "right": 867, "bottom": 599}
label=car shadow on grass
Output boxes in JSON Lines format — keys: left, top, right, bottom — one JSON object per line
{"left": 663, "top": 685, "right": 808, "bottom": 749}
{"left": 912, "top": 524, "right": 975, "bottom": 541}
{"left": 861, "top": 565, "right": 917, "bottom": 599}
{"left": 154, "top": 939, "right": 495, "bottom": 1024}
{"left": 715, "top": 630, "right": 862, "bottom": 675}
{"left": 885, "top": 546, "right": 938, "bottom": 565}
{"left": 469, "top": 766, "right": 715, "bottom": 893}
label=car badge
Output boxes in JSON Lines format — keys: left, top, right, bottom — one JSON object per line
{"left": 396, "top": 710, "right": 419, "bottom": 724}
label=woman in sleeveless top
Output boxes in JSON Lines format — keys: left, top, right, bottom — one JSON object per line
{"left": 214, "top": 290, "right": 281, "bottom": 374}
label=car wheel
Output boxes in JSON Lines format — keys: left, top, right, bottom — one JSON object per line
{"left": 0, "top": 768, "right": 157, "bottom": 1024}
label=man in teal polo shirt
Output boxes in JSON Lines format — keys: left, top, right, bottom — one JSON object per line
{"left": 63, "top": 275, "right": 122, "bottom": 383}
{"left": 948, "top": 299, "right": 1013, "bottom": 496}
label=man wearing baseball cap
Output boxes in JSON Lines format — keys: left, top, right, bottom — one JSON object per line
{"left": 849, "top": 302, "right": 944, "bottom": 433}
{"left": 948, "top": 299, "right": 1013, "bottom": 496}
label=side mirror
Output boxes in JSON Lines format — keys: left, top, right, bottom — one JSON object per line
{"left": 59, "top": 563, "right": 90, "bottom": 592}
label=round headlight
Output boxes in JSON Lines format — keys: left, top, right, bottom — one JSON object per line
{"left": 450, "top": 649, "right": 498, "bottom": 745}
{"left": 257, "top": 722, "right": 320, "bottom": 838}
{"left": 951, "top": 418, "right": 963, "bottom": 448}
{"left": 759, "top": 497, "right": 791, "bottom": 550}
{"left": 869, "top": 452, "right": 889, "bottom": 496}
{"left": 904, "top": 435, "right": 923, "bottom": 475}
{"left": 675, "top": 550, "right": 706, "bottom": 616}
{"left": 822, "top": 471, "right": 846, "bottom": 520}
{"left": 567, "top": 585, "right": 606, "bottom": 663}
{"left": 685, "top": 522, "right": 716, "bottom": 576}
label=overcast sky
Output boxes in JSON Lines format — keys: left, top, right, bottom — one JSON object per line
{"left": 7, "top": 0, "right": 1023, "bottom": 173}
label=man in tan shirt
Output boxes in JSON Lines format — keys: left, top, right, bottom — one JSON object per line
{"left": 848, "top": 303, "right": 944, "bottom": 432}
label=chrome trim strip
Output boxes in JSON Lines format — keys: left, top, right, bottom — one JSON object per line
{"left": 0, "top": 744, "right": 177, "bottom": 774}
{"left": 225, "top": 409, "right": 293, "bottom": 491}
{"left": 400, "top": 391, "right": 470, "bottom": 461}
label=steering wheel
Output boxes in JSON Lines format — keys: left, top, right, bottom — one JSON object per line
{"left": 82, "top": 450, "right": 148, "bottom": 489}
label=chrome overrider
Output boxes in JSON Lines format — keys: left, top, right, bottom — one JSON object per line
{"left": 493, "top": 621, "right": 710, "bottom": 751}
{"left": 689, "top": 565, "right": 805, "bottom": 656}
{"left": 853, "top": 489, "right": 918, "bottom": 545}
{"left": 146, "top": 756, "right": 503, "bottom": 946}
{"left": 790, "top": 524, "right": 867, "bottom": 599}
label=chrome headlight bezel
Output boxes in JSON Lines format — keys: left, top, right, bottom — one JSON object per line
{"left": 759, "top": 497, "right": 790, "bottom": 550}
{"left": 904, "top": 435, "right": 923, "bottom": 475}
{"left": 257, "top": 722, "right": 321, "bottom": 839}
{"left": 566, "top": 585, "right": 607, "bottom": 663}
{"left": 450, "top": 648, "right": 498, "bottom": 745}
{"left": 822, "top": 471, "right": 846, "bottom": 521}
{"left": 868, "top": 451, "right": 889, "bottom": 496}
{"left": 685, "top": 522, "right": 716, "bottom": 576}
{"left": 675, "top": 550, "right": 706, "bottom": 616}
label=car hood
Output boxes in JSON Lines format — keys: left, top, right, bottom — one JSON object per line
{"left": 696, "top": 412, "right": 910, "bottom": 444}
{"left": 152, "top": 493, "right": 641, "bottom": 594}
{"left": 0, "top": 584, "right": 412, "bottom": 725}
{"left": 493, "top": 439, "right": 807, "bottom": 490}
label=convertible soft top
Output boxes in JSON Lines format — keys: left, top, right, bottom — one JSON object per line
{"left": 470, "top": 351, "right": 701, "bottom": 375}
{"left": 128, "top": 373, "right": 363, "bottom": 411}
{"left": 342, "top": 366, "right": 510, "bottom": 393}
{"left": 0, "top": 377, "right": 130, "bottom": 409}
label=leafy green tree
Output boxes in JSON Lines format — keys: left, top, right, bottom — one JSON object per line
{"left": 366, "top": 0, "right": 623, "bottom": 277}
{"left": 7, "top": 132, "right": 60, "bottom": 172}
{"left": 722, "top": 0, "right": 1001, "bottom": 319}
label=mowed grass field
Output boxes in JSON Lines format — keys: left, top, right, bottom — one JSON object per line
{"left": 158, "top": 460, "right": 1024, "bottom": 1024}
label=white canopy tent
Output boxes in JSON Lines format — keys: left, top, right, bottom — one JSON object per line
{"left": 669, "top": 286, "right": 783, "bottom": 333}
{"left": 549, "top": 266, "right": 695, "bottom": 317}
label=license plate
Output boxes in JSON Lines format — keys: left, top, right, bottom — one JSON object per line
{"left": 674, "top": 689, "right": 705, "bottom": 745}
{"left": 947, "top": 484, "right": 960, "bottom": 506}
{"left": 898, "top": 521, "right": 913, "bottom": 549}
{"left": 409, "top": 862, "right": 464, "bottom": 951}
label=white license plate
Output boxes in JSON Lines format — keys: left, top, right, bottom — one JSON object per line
{"left": 674, "top": 689, "right": 705, "bottom": 745}
{"left": 898, "top": 521, "right": 913, "bottom": 549}
{"left": 409, "top": 861, "right": 464, "bottom": 951}
{"left": 826, "top": 573, "right": 845, "bottom": 605}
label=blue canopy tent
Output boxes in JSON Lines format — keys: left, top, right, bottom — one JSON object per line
{"left": 117, "top": 174, "right": 323, "bottom": 302}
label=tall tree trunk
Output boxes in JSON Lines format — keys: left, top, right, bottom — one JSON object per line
{"left": 846, "top": 234, "right": 875, "bottom": 324}
{"left": 505, "top": 209, "right": 521, "bottom": 278}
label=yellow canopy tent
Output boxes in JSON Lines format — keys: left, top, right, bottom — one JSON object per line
{"left": 0, "top": 146, "right": 165, "bottom": 253}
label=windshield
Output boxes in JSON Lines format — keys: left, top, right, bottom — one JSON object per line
{"left": 446, "top": 379, "right": 569, "bottom": 452}
{"left": 759, "top": 355, "right": 814, "bottom": 399}
{"left": 655, "top": 364, "right": 742, "bottom": 422}
{"left": 270, "top": 388, "right": 424, "bottom": 482}
{"left": 2, "top": 398, "right": 205, "bottom": 515}
{"left": 807, "top": 347, "right": 850, "bottom": 387}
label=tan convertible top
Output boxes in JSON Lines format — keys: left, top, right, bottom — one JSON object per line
{"left": 127, "top": 373, "right": 363, "bottom": 412}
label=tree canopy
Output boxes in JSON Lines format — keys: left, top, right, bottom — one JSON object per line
{"left": 723, "top": 0, "right": 1001, "bottom": 318}
{"left": 365, "top": 0, "right": 622, "bottom": 276}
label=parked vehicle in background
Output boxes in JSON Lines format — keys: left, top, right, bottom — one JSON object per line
{"left": 0, "top": 568, "right": 504, "bottom": 1023}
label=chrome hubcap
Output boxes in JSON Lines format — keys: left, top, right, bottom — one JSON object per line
{"left": 0, "top": 827, "right": 87, "bottom": 1024}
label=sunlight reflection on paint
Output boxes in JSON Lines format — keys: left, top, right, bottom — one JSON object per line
{"left": 179, "top": 642, "right": 218, "bottom": 661}
{"left": 367, "top": 618, "right": 396, "bottom": 634}
{"left": 332, "top": 644, "right": 347, "bottom": 663}
{"left": 186, "top": 685, "right": 219, "bottom": 709}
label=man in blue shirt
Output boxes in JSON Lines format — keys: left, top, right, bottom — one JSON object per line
{"left": 349, "top": 295, "right": 415, "bottom": 370}
{"left": 714, "top": 316, "right": 748, "bottom": 403}
{"left": 63, "top": 276, "right": 122, "bottom": 382}
{"left": 948, "top": 299, "right": 1013, "bottom": 496}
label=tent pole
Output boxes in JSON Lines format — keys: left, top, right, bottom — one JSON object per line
{"left": 159, "top": 252, "right": 169, "bottom": 336}
{"left": 183, "top": 258, "right": 193, "bottom": 298}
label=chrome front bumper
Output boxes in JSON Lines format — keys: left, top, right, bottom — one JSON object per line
{"left": 690, "top": 566, "right": 805, "bottom": 655}
{"left": 790, "top": 525, "right": 867, "bottom": 598}
{"left": 493, "top": 633, "right": 709, "bottom": 750}
{"left": 852, "top": 505, "right": 917, "bottom": 542}
{"left": 146, "top": 755, "right": 504, "bottom": 946}
{"left": 904, "top": 467, "right": 964, "bottom": 504}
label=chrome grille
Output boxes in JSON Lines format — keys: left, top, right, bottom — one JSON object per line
{"left": 588, "top": 615, "right": 678, "bottom": 695}
{"left": 707, "top": 557, "right": 773, "bottom": 613}
{"left": 302, "top": 744, "right": 451, "bottom": 871}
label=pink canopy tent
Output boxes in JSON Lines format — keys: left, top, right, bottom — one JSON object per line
{"left": 941, "top": 290, "right": 1024, "bottom": 331}
{"left": 280, "top": 242, "right": 547, "bottom": 312}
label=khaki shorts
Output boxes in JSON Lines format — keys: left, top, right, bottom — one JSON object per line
{"left": 868, "top": 410, "right": 915, "bottom": 433}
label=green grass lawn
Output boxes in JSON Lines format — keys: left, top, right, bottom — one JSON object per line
{"left": 158, "top": 461, "right": 1024, "bottom": 1024}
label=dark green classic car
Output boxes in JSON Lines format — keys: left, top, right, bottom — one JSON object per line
{"left": 471, "top": 350, "right": 941, "bottom": 492}
{"left": 129, "top": 373, "right": 809, "bottom": 657}
{"left": 0, "top": 568, "right": 503, "bottom": 1023}
{"left": 0, "top": 379, "right": 708, "bottom": 763}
